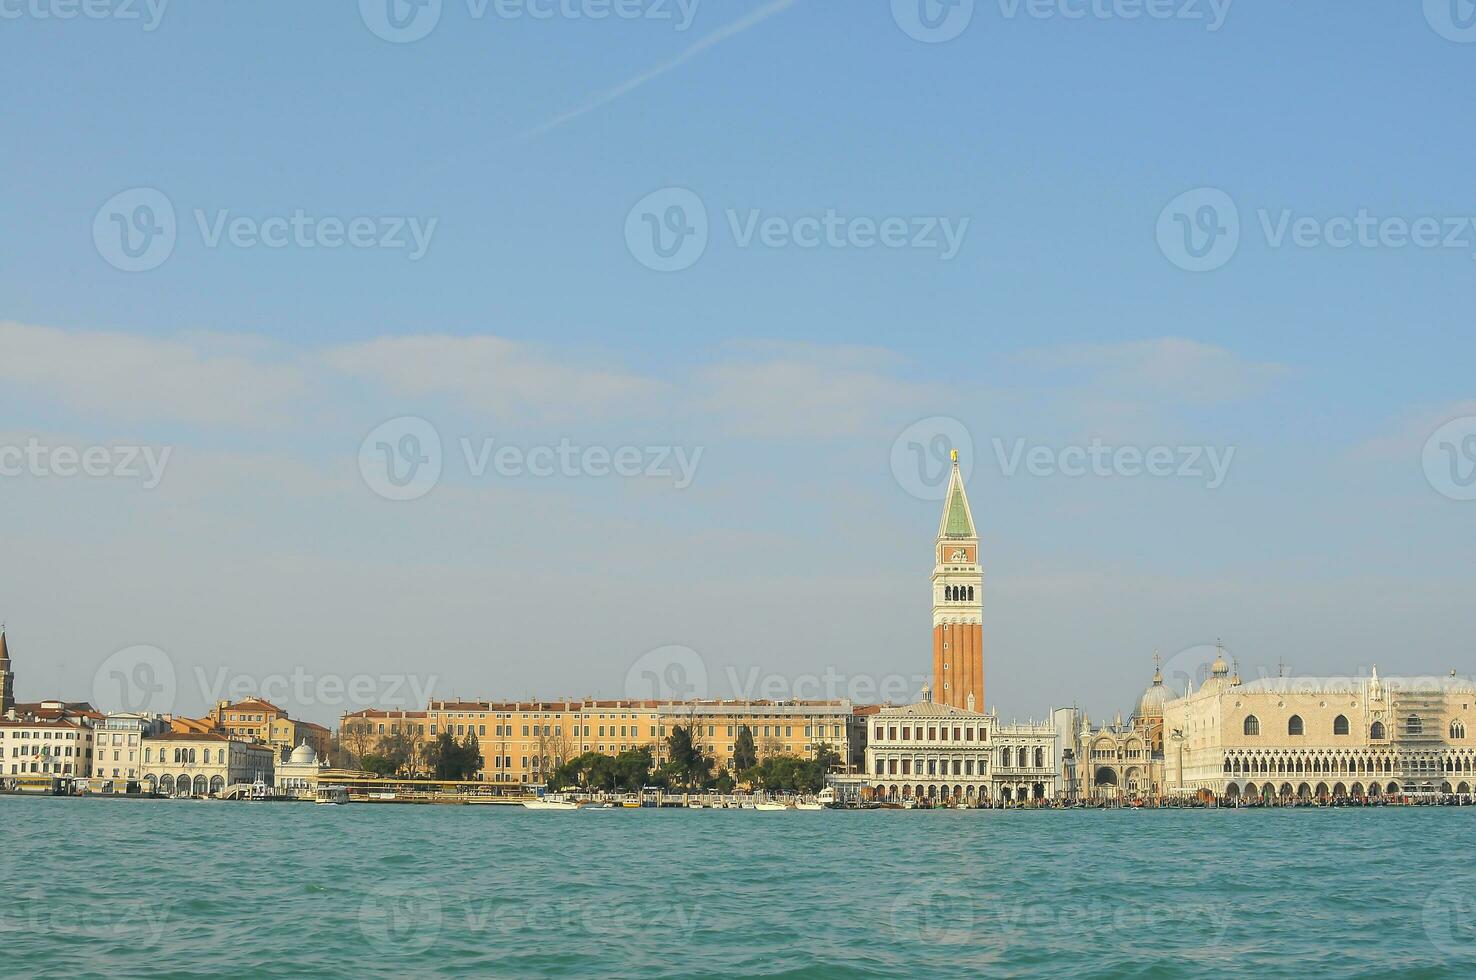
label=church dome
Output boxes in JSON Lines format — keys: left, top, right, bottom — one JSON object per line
{"left": 1136, "top": 670, "right": 1169, "bottom": 720}
{"left": 289, "top": 742, "right": 318, "bottom": 765}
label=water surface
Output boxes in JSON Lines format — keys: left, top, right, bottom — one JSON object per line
{"left": 5, "top": 797, "right": 1474, "bottom": 978}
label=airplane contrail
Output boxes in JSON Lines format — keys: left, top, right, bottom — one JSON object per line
{"left": 508, "top": 0, "right": 799, "bottom": 143}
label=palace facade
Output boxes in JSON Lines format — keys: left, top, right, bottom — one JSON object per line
{"left": 1164, "top": 651, "right": 1476, "bottom": 802}
{"left": 342, "top": 698, "right": 860, "bottom": 784}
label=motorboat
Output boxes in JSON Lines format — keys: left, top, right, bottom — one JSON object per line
{"left": 315, "top": 786, "right": 349, "bottom": 805}
{"left": 522, "top": 799, "right": 578, "bottom": 810}
{"left": 754, "top": 801, "right": 789, "bottom": 811}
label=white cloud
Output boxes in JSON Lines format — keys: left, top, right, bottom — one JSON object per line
{"left": 323, "top": 334, "right": 667, "bottom": 422}
{"left": 1350, "top": 399, "right": 1476, "bottom": 462}
{"left": 0, "top": 321, "right": 306, "bottom": 427}
{"left": 695, "top": 341, "right": 933, "bottom": 438}
{"left": 1017, "top": 337, "right": 1286, "bottom": 404}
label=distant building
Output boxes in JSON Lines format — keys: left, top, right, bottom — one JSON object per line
{"left": 862, "top": 688, "right": 1057, "bottom": 803}
{"left": 344, "top": 698, "right": 861, "bottom": 784}
{"left": 0, "top": 717, "right": 94, "bottom": 782}
{"left": 211, "top": 697, "right": 286, "bottom": 742}
{"left": 91, "top": 712, "right": 172, "bottom": 792}
{"left": 141, "top": 732, "right": 275, "bottom": 797}
{"left": 276, "top": 741, "right": 328, "bottom": 799}
{"left": 206, "top": 698, "right": 331, "bottom": 761}
{"left": 1164, "top": 654, "right": 1476, "bottom": 803}
{"left": 1056, "top": 659, "right": 1168, "bottom": 802}
{"left": 0, "top": 625, "right": 14, "bottom": 718}
{"left": 931, "top": 451, "right": 984, "bottom": 712}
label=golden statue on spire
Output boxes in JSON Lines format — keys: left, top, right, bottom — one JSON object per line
{"left": 950, "top": 448, "right": 959, "bottom": 463}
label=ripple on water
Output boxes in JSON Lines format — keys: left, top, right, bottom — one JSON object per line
{"left": 8, "top": 799, "right": 1476, "bottom": 977}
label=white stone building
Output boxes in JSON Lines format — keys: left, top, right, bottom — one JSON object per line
{"left": 863, "top": 691, "right": 1058, "bottom": 803}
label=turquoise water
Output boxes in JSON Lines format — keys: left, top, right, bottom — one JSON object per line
{"left": 6, "top": 797, "right": 1476, "bottom": 978}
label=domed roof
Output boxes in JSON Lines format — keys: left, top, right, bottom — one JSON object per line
{"left": 289, "top": 741, "right": 318, "bottom": 765}
{"left": 1136, "top": 670, "right": 1169, "bottom": 719}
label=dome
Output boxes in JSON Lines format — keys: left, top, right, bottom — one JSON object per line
{"left": 289, "top": 742, "right": 318, "bottom": 765}
{"left": 1210, "top": 644, "right": 1229, "bottom": 678}
{"left": 1136, "top": 670, "right": 1169, "bottom": 720}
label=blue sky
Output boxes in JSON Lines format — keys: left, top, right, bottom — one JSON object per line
{"left": 3, "top": 0, "right": 1475, "bottom": 726}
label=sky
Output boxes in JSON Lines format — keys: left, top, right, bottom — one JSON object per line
{"left": 2, "top": 0, "right": 1475, "bottom": 727}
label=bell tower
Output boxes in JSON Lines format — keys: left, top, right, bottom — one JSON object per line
{"left": 0, "top": 624, "right": 14, "bottom": 718}
{"left": 931, "top": 451, "right": 984, "bottom": 711}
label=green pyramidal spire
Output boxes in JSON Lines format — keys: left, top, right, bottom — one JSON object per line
{"left": 937, "top": 450, "right": 976, "bottom": 539}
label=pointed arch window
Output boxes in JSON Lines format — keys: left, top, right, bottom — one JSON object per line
{"left": 1371, "top": 721, "right": 1386, "bottom": 740}
{"left": 1334, "top": 715, "right": 1349, "bottom": 736}
{"left": 1288, "top": 715, "right": 1304, "bottom": 736}
{"left": 1244, "top": 715, "right": 1260, "bottom": 736}
{"left": 1452, "top": 721, "right": 1466, "bottom": 740}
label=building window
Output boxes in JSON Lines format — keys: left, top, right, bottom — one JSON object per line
{"left": 1407, "top": 715, "right": 1423, "bottom": 736}
{"left": 1244, "top": 716, "right": 1260, "bottom": 736}
{"left": 1452, "top": 721, "right": 1466, "bottom": 740}
{"left": 1334, "top": 715, "right": 1349, "bottom": 736}
{"left": 1371, "top": 721, "right": 1385, "bottom": 740}
{"left": 1288, "top": 715, "right": 1304, "bottom": 736}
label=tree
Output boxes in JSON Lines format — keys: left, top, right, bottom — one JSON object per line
{"left": 613, "top": 747, "right": 653, "bottom": 791}
{"left": 747, "top": 754, "right": 827, "bottom": 794}
{"left": 461, "top": 731, "right": 483, "bottom": 780}
{"left": 426, "top": 731, "right": 479, "bottom": 780}
{"left": 548, "top": 749, "right": 651, "bottom": 792}
{"left": 360, "top": 754, "right": 399, "bottom": 778}
{"left": 534, "top": 723, "right": 575, "bottom": 783}
{"left": 341, "top": 720, "right": 376, "bottom": 765}
{"left": 665, "top": 725, "right": 713, "bottom": 790}
{"left": 733, "top": 726, "right": 758, "bottom": 772}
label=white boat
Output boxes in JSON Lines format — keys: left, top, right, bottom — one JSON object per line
{"left": 522, "top": 799, "right": 578, "bottom": 810}
{"left": 795, "top": 801, "right": 824, "bottom": 810}
{"left": 688, "top": 802, "right": 705, "bottom": 809}
{"left": 754, "top": 801, "right": 789, "bottom": 811}
{"left": 315, "top": 786, "right": 349, "bottom": 805}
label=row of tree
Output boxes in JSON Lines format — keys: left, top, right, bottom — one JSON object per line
{"left": 359, "top": 729, "right": 482, "bottom": 781}
{"left": 340, "top": 720, "right": 840, "bottom": 791}
{"left": 546, "top": 725, "right": 838, "bottom": 794}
